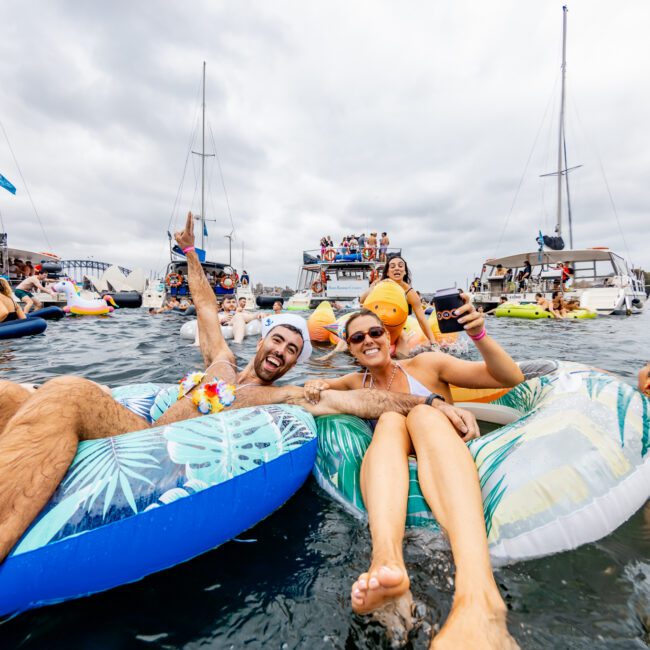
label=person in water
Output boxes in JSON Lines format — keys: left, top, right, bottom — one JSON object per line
{"left": 361, "top": 255, "right": 437, "bottom": 349}
{"left": 551, "top": 291, "right": 568, "bottom": 317}
{"left": 272, "top": 300, "right": 283, "bottom": 314}
{"left": 0, "top": 213, "right": 478, "bottom": 575}
{"left": 535, "top": 293, "right": 562, "bottom": 318}
{"left": 485, "top": 295, "right": 508, "bottom": 315}
{"left": 0, "top": 278, "right": 26, "bottom": 323}
{"left": 304, "top": 306, "right": 523, "bottom": 648}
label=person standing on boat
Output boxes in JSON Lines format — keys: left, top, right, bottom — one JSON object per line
{"left": 303, "top": 308, "right": 523, "bottom": 649}
{"left": 358, "top": 233, "right": 366, "bottom": 250}
{"left": 379, "top": 232, "right": 390, "bottom": 262}
{"left": 366, "top": 232, "right": 378, "bottom": 259}
{"left": 519, "top": 260, "right": 532, "bottom": 291}
{"left": 240, "top": 270, "right": 250, "bottom": 286}
{"left": 361, "top": 255, "right": 438, "bottom": 349}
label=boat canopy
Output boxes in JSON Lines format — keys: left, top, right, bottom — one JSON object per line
{"left": 7, "top": 248, "right": 60, "bottom": 263}
{"left": 483, "top": 249, "right": 620, "bottom": 268}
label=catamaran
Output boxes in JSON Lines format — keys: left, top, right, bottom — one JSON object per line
{"left": 471, "top": 6, "right": 645, "bottom": 315}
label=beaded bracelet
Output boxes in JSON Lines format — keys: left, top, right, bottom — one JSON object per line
{"left": 182, "top": 246, "right": 195, "bottom": 254}
{"left": 468, "top": 328, "right": 487, "bottom": 342}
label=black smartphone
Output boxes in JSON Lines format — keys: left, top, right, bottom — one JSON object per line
{"left": 433, "top": 288, "right": 465, "bottom": 333}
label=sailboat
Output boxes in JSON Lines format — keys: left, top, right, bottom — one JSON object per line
{"left": 143, "top": 63, "right": 254, "bottom": 310}
{"left": 472, "top": 6, "right": 645, "bottom": 315}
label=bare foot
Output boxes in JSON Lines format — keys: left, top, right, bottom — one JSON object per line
{"left": 431, "top": 596, "right": 519, "bottom": 650}
{"left": 351, "top": 564, "right": 411, "bottom": 615}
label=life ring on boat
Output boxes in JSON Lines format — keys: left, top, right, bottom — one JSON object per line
{"left": 165, "top": 273, "right": 184, "bottom": 288}
{"left": 0, "top": 393, "right": 317, "bottom": 616}
{"left": 320, "top": 271, "right": 328, "bottom": 285}
{"left": 323, "top": 249, "right": 336, "bottom": 262}
{"left": 362, "top": 247, "right": 376, "bottom": 261}
{"left": 369, "top": 269, "right": 378, "bottom": 283}
{"left": 311, "top": 280, "right": 324, "bottom": 294}
{"left": 313, "top": 359, "right": 650, "bottom": 566}
{"left": 220, "top": 275, "right": 236, "bottom": 290}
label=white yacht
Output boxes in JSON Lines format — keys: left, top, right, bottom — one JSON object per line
{"left": 472, "top": 249, "right": 645, "bottom": 315}
{"left": 286, "top": 247, "right": 401, "bottom": 311}
{"left": 472, "top": 6, "right": 644, "bottom": 316}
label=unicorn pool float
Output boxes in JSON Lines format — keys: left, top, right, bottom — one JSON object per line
{"left": 51, "top": 281, "right": 117, "bottom": 316}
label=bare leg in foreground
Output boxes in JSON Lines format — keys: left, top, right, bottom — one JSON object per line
{"left": 351, "top": 405, "right": 517, "bottom": 648}
{"left": 406, "top": 405, "right": 517, "bottom": 649}
{"left": 0, "top": 377, "right": 149, "bottom": 560}
{"left": 351, "top": 412, "right": 412, "bottom": 620}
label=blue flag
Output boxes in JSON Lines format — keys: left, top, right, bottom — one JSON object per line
{"left": 0, "top": 174, "right": 16, "bottom": 195}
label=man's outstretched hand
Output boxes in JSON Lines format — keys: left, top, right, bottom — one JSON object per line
{"left": 175, "top": 212, "right": 195, "bottom": 251}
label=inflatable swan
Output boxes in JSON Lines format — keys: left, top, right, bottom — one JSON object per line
{"left": 51, "top": 281, "right": 116, "bottom": 316}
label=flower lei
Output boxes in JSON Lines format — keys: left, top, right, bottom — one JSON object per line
{"left": 178, "top": 372, "right": 237, "bottom": 415}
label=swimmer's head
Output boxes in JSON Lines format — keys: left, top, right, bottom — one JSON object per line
{"left": 255, "top": 314, "right": 312, "bottom": 382}
{"left": 382, "top": 255, "right": 411, "bottom": 284}
{"left": 222, "top": 296, "right": 237, "bottom": 312}
{"left": 0, "top": 278, "right": 12, "bottom": 297}
{"left": 254, "top": 324, "right": 303, "bottom": 383}
{"left": 344, "top": 310, "right": 391, "bottom": 369}
{"left": 272, "top": 300, "right": 283, "bottom": 312}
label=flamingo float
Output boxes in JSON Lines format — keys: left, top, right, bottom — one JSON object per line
{"left": 51, "top": 281, "right": 117, "bottom": 316}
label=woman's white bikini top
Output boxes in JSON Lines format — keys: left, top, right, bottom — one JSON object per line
{"left": 361, "top": 363, "right": 430, "bottom": 397}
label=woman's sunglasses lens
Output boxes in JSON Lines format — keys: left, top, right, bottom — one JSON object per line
{"left": 349, "top": 327, "right": 384, "bottom": 344}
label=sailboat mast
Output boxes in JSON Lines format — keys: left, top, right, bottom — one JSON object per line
{"left": 555, "top": 5, "right": 568, "bottom": 239}
{"left": 201, "top": 61, "right": 206, "bottom": 251}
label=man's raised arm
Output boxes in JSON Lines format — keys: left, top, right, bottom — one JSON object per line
{"left": 174, "top": 212, "right": 231, "bottom": 367}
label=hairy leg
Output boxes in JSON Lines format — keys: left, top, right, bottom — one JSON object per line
{"left": 405, "top": 405, "right": 517, "bottom": 649}
{"left": 0, "top": 376, "right": 148, "bottom": 562}
{"left": 352, "top": 412, "right": 412, "bottom": 615}
{"left": 0, "top": 381, "right": 32, "bottom": 434}
{"left": 230, "top": 313, "right": 247, "bottom": 344}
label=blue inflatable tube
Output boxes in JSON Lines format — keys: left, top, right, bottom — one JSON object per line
{"left": 0, "top": 388, "right": 317, "bottom": 616}
{"left": 0, "top": 317, "right": 47, "bottom": 339}
{"left": 28, "top": 306, "right": 66, "bottom": 320}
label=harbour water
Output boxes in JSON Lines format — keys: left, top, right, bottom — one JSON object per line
{"left": 0, "top": 309, "right": 648, "bottom": 648}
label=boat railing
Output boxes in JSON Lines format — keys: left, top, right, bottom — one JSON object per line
{"left": 302, "top": 247, "right": 402, "bottom": 264}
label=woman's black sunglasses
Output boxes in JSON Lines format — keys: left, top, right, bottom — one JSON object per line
{"left": 347, "top": 326, "right": 385, "bottom": 345}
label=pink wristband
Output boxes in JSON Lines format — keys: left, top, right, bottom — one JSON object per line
{"left": 468, "top": 328, "right": 487, "bottom": 342}
{"left": 182, "top": 246, "right": 195, "bottom": 254}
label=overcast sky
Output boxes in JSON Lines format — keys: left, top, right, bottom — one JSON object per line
{"left": 1, "top": 0, "right": 648, "bottom": 290}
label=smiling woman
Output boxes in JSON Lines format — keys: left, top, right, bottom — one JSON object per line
{"left": 302, "top": 307, "right": 524, "bottom": 647}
